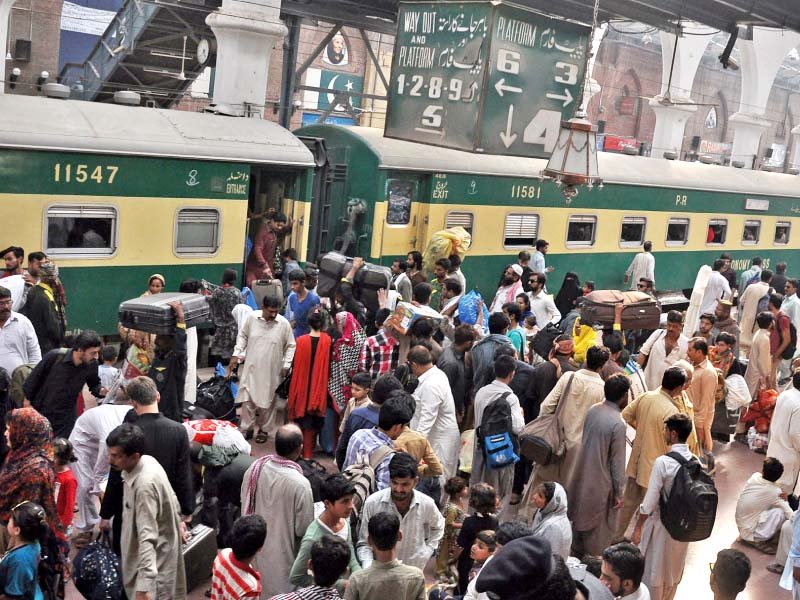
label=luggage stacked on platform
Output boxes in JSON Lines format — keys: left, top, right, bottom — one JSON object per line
{"left": 118, "top": 292, "right": 211, "bottom": 334}
{"left": 317, "top": 251, "right": 392, "bottom": 311}
{"left": 580, "top": 290, "right": 661, "bottom": 330}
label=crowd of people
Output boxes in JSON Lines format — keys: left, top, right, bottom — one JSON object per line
{"left": 2, "top": 238, "right": 800, "bottom": 600}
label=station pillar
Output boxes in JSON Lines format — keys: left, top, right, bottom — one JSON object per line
{"left": 206, "top": 0, "right": 287, "bottom": 117}
{"left": 791, "top": 125, "right": 800, "bottom": 170}
{"left": 730, "top": 28, "right": 800, "bottom": 168}
{"left": 649, "top": 25, "right": 715, "bottom": 157}
{"left": 0, "top": 0, "right": 16, "bottom": 94}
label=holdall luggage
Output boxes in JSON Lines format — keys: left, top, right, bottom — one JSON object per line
{"left": 72, "top": 532, "right": 124, "bottom": 600}
{"left": 355, "top": 262, "right": 392, "bottom": 311}
{"left": 183, "top": 523, "right": 218, "bottom": 592}
{"left": 581, "top": 290, "right": 661, "bottom": 330}
{"left": 119, "top": 292, "right": 210, "bottom": 335}
{"left": 182, "top": 401, "right": 216, "bottom": 421}
{"left": 195, "top": 376, "right": 237, "bottom": 422}
{"left": 317, "top": 252, "right": 352, "bottom": 297}
{"left": 251, "top": 279, "right": 283, "bottom": 308}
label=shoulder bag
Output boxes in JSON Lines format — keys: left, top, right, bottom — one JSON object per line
{"left": 519, "top": 372, "right": 575, "bottom": 465}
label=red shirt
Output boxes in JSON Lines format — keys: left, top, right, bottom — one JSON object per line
{"left": 770, "top": 311, "right": 791, "bottom": 355}
{"left": 55, "top": 468, "right": 77, "bottom": 528}
{"left": 210, "top": 548, "right": 261, "bottom": 600}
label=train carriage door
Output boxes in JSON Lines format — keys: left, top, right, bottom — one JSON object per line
{"left": 381, "top": 175, "right": 425, "bottom": 259}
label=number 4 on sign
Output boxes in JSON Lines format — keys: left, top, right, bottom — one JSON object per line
{"left": 523, "top": 109, "right": 561, "bottom": 153}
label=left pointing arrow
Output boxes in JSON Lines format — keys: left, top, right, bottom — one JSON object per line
{"left": 494, "top": 78, "right": 522, "bottom": 97}
{"left": 546, "top": 88, "right": 574, "bottom": 107}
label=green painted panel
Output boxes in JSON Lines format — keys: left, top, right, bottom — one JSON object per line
{"left": 0, "top": 149, "right": 250, "bottom": 199}
{"left": 59, "top": 263, "right": 239, "bottom": 335}
{"left": 385, "top": 1, "right": 590, "bottom": 158}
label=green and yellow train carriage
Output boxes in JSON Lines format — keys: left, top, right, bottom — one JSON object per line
{"left": 298, "top": 124, "right": 800, "bottom": 298}
{"left": 0, "top": 94, "right": 315, "bottom": 335}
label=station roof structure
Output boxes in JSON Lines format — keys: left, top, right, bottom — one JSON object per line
{"left": 281, "top": 0, "right": 800, "bottom": 35}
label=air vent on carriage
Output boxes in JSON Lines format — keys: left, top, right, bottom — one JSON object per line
{"left": 326, "top": 164, "right": 348, "bottom": 182}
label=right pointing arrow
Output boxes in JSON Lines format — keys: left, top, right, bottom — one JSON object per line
{"left": 499, "top": 104, "right": 517, "bottom": 148}
{"left": 546, "top": 88, "right": 574, "bottom": 107}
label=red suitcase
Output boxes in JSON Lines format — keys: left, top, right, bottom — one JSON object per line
{"left": 581, "top": 290, "right": 661, "bottom": 330}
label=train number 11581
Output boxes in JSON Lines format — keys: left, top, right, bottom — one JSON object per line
{"left": 53, "top": 163, "right": 119, "bottom": 184}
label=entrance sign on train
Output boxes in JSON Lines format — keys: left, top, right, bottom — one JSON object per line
{"left": 385, "top": 1, "right": 590, "bottom": 158}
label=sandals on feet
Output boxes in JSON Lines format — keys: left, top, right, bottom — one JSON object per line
{"left": 255, "top": 431, "right": 269, "bottom": 444}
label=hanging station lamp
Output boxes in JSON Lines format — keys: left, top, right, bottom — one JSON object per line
{"left": 541, "top": 0, "right": 604, "bottom": 203}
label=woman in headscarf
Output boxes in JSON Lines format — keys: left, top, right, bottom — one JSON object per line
{"left": 0, "top": 409, "right": 63, "bottom": 546}
{"left": 326, "top": 311, "right": 367, "bottom": 448}
{"left": 529, "top": 481, "right": 572, "bottom": 559}
{"left": 143, "top": 273, "right": 165, "bottom": 296}
{"left": 554, "top": 271, "right": 582, "bottom": 319}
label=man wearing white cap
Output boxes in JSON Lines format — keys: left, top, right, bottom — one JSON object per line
{"left": 490, "top": 264, "right": 524, "bottom": 313}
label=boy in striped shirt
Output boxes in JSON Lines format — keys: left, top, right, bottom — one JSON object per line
{"left": 211, "top": 515, "right": 266, "bottom": 600}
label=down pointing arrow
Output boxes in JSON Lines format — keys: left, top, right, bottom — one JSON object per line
{"left": 499, "top": 104, "right": 517, "bottom": 148}
{"left": 495, "top": 78, "right": 522, "bottom": 97}
{"left": 546, "top": 88, "right": 574, "bottom": 107}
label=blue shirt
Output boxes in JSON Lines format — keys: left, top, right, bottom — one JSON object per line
{"left": 286, "top": 291, "right": 320, "bottom": 338}
{"left": 336, "top": 404, "right": 380, "bottom": 470}
{"left": 0, "top": 541, "right": 44, "bottom": 600}
{"left": 344, "top": 427, "right": 395, "bottom": 490}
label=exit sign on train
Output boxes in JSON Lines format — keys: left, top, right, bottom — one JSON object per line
{"left": 385, "top": 1, "right": 590, "bottom": 158}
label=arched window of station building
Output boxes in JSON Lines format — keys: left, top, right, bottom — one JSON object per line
{"left": 613, "top": 70, "right": 643, "bottom": 139}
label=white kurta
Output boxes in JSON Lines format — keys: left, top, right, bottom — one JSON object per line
{"left": 412, "top": 366, "right": 461, "bottom": 480}
{"left": 68, "top": 403, "right": 131, "bottom": 530}
{"left": 626, "top": 252, "right": 655, "bottom": 289}
{"left": 233, "top": 312, "right": 296, "bottom": 409}
{"left": 699, "top": 271, "right": 731, "bottom": 316}
{"left": 768, "top": 387, "right": 800, "bottom": 495}
{"left": 638, "top": 445, "right": 692, "bottom": 598}
{"left": 739, "top": 281, "right": 770, "bottom": 350}
{"left": 640, "top": 330, "right": 689, "bottom": 392}
{"left": 744, "top": 329, "right": 772, "bottom": 399}
{"left": 735, "top": 472, "right": 793, "bottom": 541}
{"left": 183, "top": 326, "right": 197, "bottom": 404}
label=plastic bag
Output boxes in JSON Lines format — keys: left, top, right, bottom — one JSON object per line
{"left": 458, "top": 290, "right": 488, "bottom": 327}
{"left": 724, "top": 374, "right": 750, "bottom": 411}
{"left": 422, "top": 227, "right": 472, "bottom": 274}
{"left": 459, "top": 429, "right": 475, "bottom": 474}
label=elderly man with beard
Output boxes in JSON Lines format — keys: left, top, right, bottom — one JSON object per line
{"left": 490, "top": 264, "right": 524, "bottom": 313}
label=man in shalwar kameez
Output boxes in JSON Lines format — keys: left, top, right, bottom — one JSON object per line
{"left": 768, "top": 374, "right": 800, "bottom": 495}
{"left": 568, "top": 374, "right": 629, "bottom": 558}
{"left": 229, "top": 295, "right": 296, "bottom": 443}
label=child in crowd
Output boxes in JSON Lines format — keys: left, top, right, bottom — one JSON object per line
{"left": 435, "top": 477, "right": 468, "bottom": 584}
{"left": 523, "top": 315, "right": 538, "bottom": 342}
{"left": 467, "top": 530, "right": 497, "bottom": 585}
{"left": 210, "top": 514, "right": 267, "bottom": 600}
{"left": 455, "top": 483, "right": 499, "bottom": 594}
{"left": 53, "top": 438, "right": 77, "bottom": 537}
{"left": 98, "top": 345, "right": 120, "bottom": 392}
{"left": 339, "top": 372, "right": 372, "bottom": 433}
{"left": 0, "top": 501, "right": 48, "bottom": 600}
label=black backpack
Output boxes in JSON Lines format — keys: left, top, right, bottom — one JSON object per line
{"left": 297, "top": 458, "right": 329, "bottom": 502}
{"left": 477, "top": 392, "right": 520, "bottom": 469}
{"left": 659, "top": 452, "right": 718, "bottom": 542}
{"left": 532, "top": 323, "right": 561, "bottom": 360}
{"left": 780, "top": 317, "right": 797, "bottom": 360}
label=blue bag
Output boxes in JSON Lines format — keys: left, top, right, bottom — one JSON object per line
{"left": 458, "top": 290, "right": 489, "bottom": 326}
{"left": 242, "top": 287, "right": 259, "bottom": 311}
{"left": 477, "top": 392, "right": 520, "bottom": 469}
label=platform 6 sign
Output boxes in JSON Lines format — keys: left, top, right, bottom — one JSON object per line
{"left": 385, "top": 1, "right": 590, "bottom": 159}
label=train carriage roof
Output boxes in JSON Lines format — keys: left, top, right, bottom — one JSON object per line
{"left": 334, "top": 126, "right": 800, "bottom": 199}
{"left": 0, "top": 95, "right": 314, "bottom": 167}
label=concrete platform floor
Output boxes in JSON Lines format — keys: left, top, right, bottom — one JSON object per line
{"left": 66, "top": 374, "right": 792, "bottom": 599}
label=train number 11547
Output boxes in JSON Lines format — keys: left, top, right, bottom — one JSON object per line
{"left": 53, "top": 163, "right": 119, "bottom": 184}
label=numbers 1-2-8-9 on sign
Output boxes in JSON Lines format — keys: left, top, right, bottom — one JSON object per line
{"left": 53, "top": 163, "right": 119, "bottom": 184}
{"left": 396, "top": 74, "right": 474, "bottom": 102}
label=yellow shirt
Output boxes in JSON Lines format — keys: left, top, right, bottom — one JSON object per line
{"left": 622, "top": 387, "right": 678, "bottom": 488}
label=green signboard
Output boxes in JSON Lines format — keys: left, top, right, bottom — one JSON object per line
{"left": 385, "top": 1, "right": 590, "bottom": 158}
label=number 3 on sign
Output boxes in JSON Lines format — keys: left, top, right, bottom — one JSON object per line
{"left": 523, "top": 110, "right": 561, "bottom": 153}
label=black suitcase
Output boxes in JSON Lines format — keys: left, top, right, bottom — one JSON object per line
{"left": 581, "top": 290, "right": 661, "bottom": 330}
{"left": 317, "top": 252, "right": 352, "bottom": 297}
{"left": 182, "top": 401, "right": 216, "bottom": 422}
{"left": 355, "top": 263, "right": 392, "bottom": 311}
{"left": 119, "top": 292, "right": 210, "bottom": 335}
{"left": 183, "top": 523, "right": 217, "bottom": 592}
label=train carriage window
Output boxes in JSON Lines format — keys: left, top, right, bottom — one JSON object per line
{"left": 666, "top": 217, "right": 690, "bottom": 246}
{"left": 175, "top": 208, "right": 220, "bottom": 255}
{"left": 775, "top": 222, "right": 791, "bottom": 245}
{"left": 706, "top": 219, "right": 728, "bottom": 245}
{"left": 386, "top": 179, "right": 414, "bottom": 225}
{"left": 742, "top": 220, "right": 761, "bottom": 245}
{"left": 445, "top": 211, "right": 474, "bottom": 237}
{"left": 503, "top": 213, "right": 539, "bottom": 249}
{"left": 566, "top": 215, "right": 597, "bottom": 248}
{"left": 620, "top": 217, "right": 646, "bottom": 247}
{"left": 45, "top": 205, "right": 117, "bottom": 257}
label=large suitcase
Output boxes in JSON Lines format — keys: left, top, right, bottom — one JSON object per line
{"left": 250, "top": 279, "right": 283, "bottom": 308}
{"left": 317, "top": 252, "right": 352, "bottom": 297}
{"left": 581, "top": 290, "right": 661, "bottom": 330}
{"left": 183, "top": 523, "right": 217, "bottom": 592}
{"left": 355, "top": 263, "right": 392, "bottom": 311}
{"left": 119, "top": 292, "right": 210, "bottom": 335}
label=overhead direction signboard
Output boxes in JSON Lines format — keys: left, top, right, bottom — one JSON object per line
{"left": 385, "top": 1, "right": 590, "bottom": 158}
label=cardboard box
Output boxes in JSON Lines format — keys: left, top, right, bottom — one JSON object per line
{"left": 387, "top": 302, "right": 444, "bottom": 336}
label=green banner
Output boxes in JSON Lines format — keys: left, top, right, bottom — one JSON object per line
{"left": 385, "top": 1, "right": 590, "bottom": 159}
{"left": 0, "top": 149, "right": 250, "bottom": 199}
